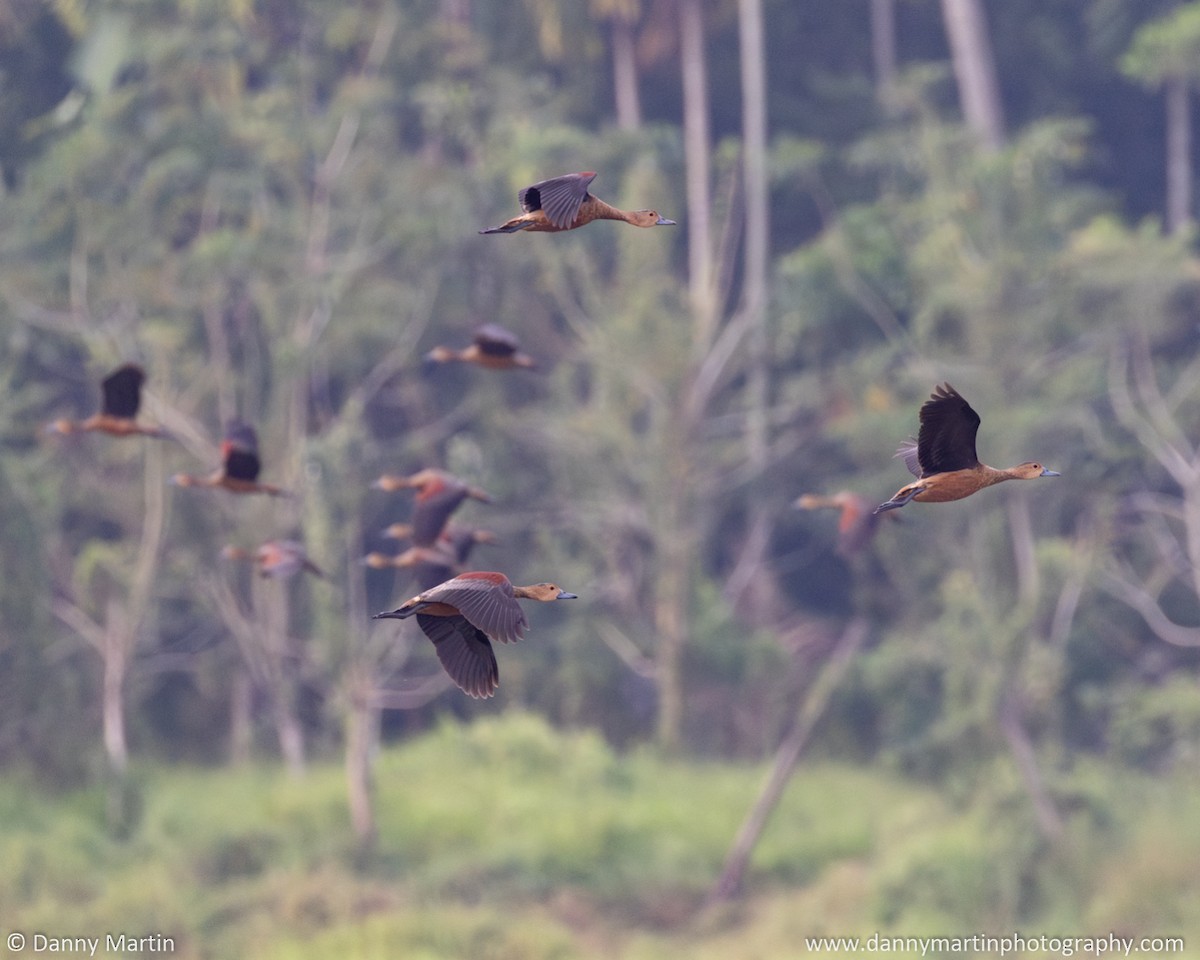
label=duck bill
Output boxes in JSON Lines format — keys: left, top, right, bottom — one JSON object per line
{"left": 1040, "top": 468, "right": 1061, "bottom": 477}
{"left": 556, "top": 591, "right": 579, "bottom": 600}
{"left": 656, "top": 216, "right": 676, "bottom": 226}
{"left": 371, "top": 609, "right": 405, "bottom": 620}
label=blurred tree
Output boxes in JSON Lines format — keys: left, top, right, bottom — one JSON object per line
{"left": 1121, "top": 2, "right": 1200, "bottom": 234}
{"left": 939, "top": 0, "right": 1006, "bottom": 150}
{"left": 0, "top": 0, "right": 77, "bottom": 189}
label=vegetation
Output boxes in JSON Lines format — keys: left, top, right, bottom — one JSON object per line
{"left": 0, "top": 714, "right": 1197, "bottom": 958}
{"left": 2, "top": 0, "right": 1200, "bottom": 953}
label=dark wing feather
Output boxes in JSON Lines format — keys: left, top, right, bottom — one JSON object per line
{"left": 100, "top": 364, "right": 145, "bottom": 419}
{"left": 416, "top": 613, "right": 499, "bottom": 698}
{"left": 425, "top": 576, "right": 527, "bottom": 644}
{"left": 473, "top": 324, "right": 520, "bottom": 358}
{"left": 916, "top": 383, "right": 981, "bottom": 475}
{"left": 519, "top": 173, "right": 595, "bottom": 229}
{"left": 224, "top": 449, "right": 261, "bottom": 482}
{"left": 222, "top": 420, "right": 262, "bottom": 481}
{"left": 410, "top": 486, "right": 469, "bottom": 546}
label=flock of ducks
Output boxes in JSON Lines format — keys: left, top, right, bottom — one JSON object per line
{"left": 49, "top": 173, "right": 1060, "bottom": 698}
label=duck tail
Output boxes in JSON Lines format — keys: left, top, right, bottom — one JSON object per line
{"left": 479, "top": 219, "right": 530, "bottom": 235}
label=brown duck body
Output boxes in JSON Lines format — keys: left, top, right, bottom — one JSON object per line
{"left": 875, "top": 383, "right": 1059, "bottom": 514}
{"left": 372, "top": 571, "right": 577, "bottom": 698}
{"left": 480, "top": 172, "right": 675, "bottom": 234}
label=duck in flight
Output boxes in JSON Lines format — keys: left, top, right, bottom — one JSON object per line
{"left": 425, "top": 324, "right": 537, "bottom": 371}
{"left": 875, "top": 383, "right": 1059, "bottom": 514}
{"left": 372, "top": 571, "right": 577, "bottom": 698}
{"left": 794, "top": 491, "right": 895, "bottom": 557}
{"left": 371, "top": 469, "right": 490, "bottom": 547}
{"left": 171, "top": 419, "right": 290, "bottom": 497}
{"left": 222, "top": 540, "right": 324, "bottom": 579}
{"left": 47, "top": 363, "right": 170, "bottom": 439}
{"left": 479, "top": 172, "right": 675, "bottom": 234}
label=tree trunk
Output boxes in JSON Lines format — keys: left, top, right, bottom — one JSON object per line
{"left": 679, "top": 0, "right": 716, "bottom": 344}
{"left": 273, "top": 690, "right": 307, "bottom": 779}
{"left": 871, "top": 0, "right": 898, "bottom": 112}
{"left": 1165, "top": 75, "right": 1192, "bottom": 235}
{"left": 612, "top": 15, "right": 642, "bottom": 130}
{"left": 345, "top": 679, "right": 378, "bottom": 852}
{"left": 939, "top": 0, "right": 1005, "bottom": 150}
{"left": 738, "top": 0, "right": 769, "bottom": 402}
{"left": 707, "top": 619, "right": 867, "bottom": 905}
{"left": 736, "top": 0, "right": 772, "bottom": 595}
{"left": 654, "top": 484, "right": 690, "bottom": 753}
{"left": 229, "top": 671, "right": 253, "bottom": 765}
{"left": 102, "top": 628, "right": 129, "bottom": 777}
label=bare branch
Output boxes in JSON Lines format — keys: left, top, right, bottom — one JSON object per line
{"left": 598, "top": 622, "right": 658, "bottom": 679}
{"left": 51, "top": 596, "right": 108, "bottom": 652}
{"left": 1100, "top": 567, "right": 1200, "bottom": 647}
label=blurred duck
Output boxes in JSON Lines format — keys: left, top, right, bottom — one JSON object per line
{"left": 372, "top": 572, "right": 578, "bottom": 699}
{"left": 222, "top": 540, "right": 324, "bottom": 579}
{"left": 479, "top": 172, "right": 675, "bottom": 234}
{"left": 383, "top": 522, "right": 498, "bottom": 560}
{"left": 362, "top": 543, "right": 459, "bottom": 589}
{"left": 171, "top": 419, "right": 290, "bottom": 497}
{"left": 370, "top": 468, "right": 490, "bottom": 546}
{"left": 426, "top": 324, "right": 536, "bottom": 371}
{"left": 794, "top": 491, "right": 894, "bottom": 557}
{"left": 874, "top": 383, "right": 1059, "bottom": 514}
{"left": 379, "top": 523, "right": 498, "bottom": 589}
{"left": 47, "top": 363, "right": 170, "bottom": 439}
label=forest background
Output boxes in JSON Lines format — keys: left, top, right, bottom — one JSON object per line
{"left": 2, "top": 0, "right": 1200, "bottom": 957}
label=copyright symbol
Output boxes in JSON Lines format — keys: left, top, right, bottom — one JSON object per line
{"left": 7, "top": 932, "right": 25, "bottom": 951}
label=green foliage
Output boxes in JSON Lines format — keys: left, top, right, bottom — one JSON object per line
{"left": 1, "top": 719, "right": 1199, "bottom": 957}
{"left": 1108, "top": 676, "right": 1200, "bottom": 770}
{"left": 1121, "top": 2, "right": 1200, "bottom": 86}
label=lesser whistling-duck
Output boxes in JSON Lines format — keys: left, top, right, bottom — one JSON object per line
{"left": 380, "top": 523, "right": 498, "bottom": 589}
{"left": 426, "top": 324, "right": 537, "bottom": 371}
{"left": 370, "top": 468, "right": 490, "bottom": 546}
{"left": 222, "top": 540, "right": 324, "bottom": 579}
{"left": 794, "top": 491, "right": 896, "bottom": 557}
{"left": 372, "top": 571, "right": 578, "bottom": 698}
{"left": 479, "top": 172, "right": 675, "bottom": 234}
{"left": 384, "top": 522, "right": 498, "bottom": 558}
{"left": 47, "top": 363, "right": 170, "bottom": 439}
{"left": 363, "top": 543, "right": 459, "bottom": 589}
{"left": 874, "top": 383, "right": 1060, "bottom": 514}
{"left": 171, "top": 419, "right": 290, "bottom": 497}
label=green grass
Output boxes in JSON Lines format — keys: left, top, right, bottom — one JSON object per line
{"left": 1, "top": 713, "right": 1198, "bottom": 959}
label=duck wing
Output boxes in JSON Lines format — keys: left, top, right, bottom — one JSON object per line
{"left": 473, "top": 324, "right": 520, "bottom": 358}
{"left": 410, "top": 484, "right": 470, "bottom": 546}
{"left": 416, "top": 614, "right": 499, "bottom": 698}
{"left": 221, "top": 419, "right": 262, "bottom": 482}
{"left": 423, "top": 574, "right": 528, "bottom": 644}
{"left": 916, "top": 383, "right": 980, "bottom": 475}
{"left": 895, "top": 438, "right": 921, "bottom": 478}
{"left": 100, "top": 364, "right": 145, "bottom": 419}
{"left": 519, "top": 172, "right": 597, "bottom": 229}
